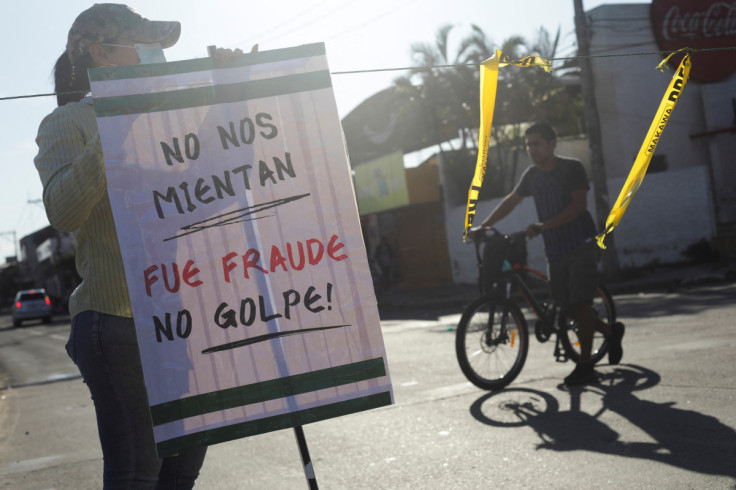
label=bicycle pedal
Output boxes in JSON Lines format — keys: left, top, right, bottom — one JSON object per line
{"left": 553, "top": 342, "right": 569, "bottom": 362}
{"left": 534, "top": 322, "right": 551, "bottom": 343}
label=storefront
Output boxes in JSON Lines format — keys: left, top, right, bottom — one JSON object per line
{"left": 355, "top": 152, "right": 452, "bottom": 291}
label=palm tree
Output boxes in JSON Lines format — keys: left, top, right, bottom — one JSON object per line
{"left": 393, "top": 24, "right": 483, "bottom": 155}
{"left": 393, "top": 24, "right": 583, "bottom": 201}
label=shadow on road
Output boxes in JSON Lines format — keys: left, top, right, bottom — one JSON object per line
{"left": 0, "top": 316, "right": 71, "bottom": 332}
{"left": 469, "top": 364, "right": 736, "bottom": 480}
{"left": 0, "top": 373, "right": 82, "bottom": 391}
{"left": 616, "top": 285, "right": 736, "bottom": 319}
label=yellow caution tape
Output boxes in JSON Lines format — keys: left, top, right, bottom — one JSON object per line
{"left": 463, "top": 49, "right": 501, "bottom": 240}
{"left": 596, "top": 50, "right": 692, "bottom": 249}
{"left": 501, "top": 55, "right": 553, "bottom": 73}
{"left": 463, "top": 51, "right": 552, "bottom": 240}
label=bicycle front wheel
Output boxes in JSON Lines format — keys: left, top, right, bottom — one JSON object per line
{"left": 456, "top": 295, "right": 529, "bottom": 390}
{"left": 559, "top": 285, "right": 616, "bottom": 364}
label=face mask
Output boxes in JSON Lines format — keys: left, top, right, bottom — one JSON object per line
{"left": 134, "top": 43, "right": 166, "bottom": 64}
{"left": 100, "top": 42, "right": 166, "bottom": 64}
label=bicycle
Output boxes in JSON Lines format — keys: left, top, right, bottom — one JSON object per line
{"left": 455, "top": 228, "right": 616, "bottom": 390}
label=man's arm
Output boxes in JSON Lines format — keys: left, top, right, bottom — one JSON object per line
{"left": 470, "top": 192, "right": 524, "bottom": 236}
{"left": 527, "top": 189, "right": 587, "bottom": 238}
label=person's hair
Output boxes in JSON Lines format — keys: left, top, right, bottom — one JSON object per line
{"left": 525, "top": 122, "right": 557, "bottom": 142}
{"left": 53, "top": 50, "right": 94, "bottom": 106}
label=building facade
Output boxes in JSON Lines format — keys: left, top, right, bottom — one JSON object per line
{"left": 443, "top": 1, "right": 735, "bottom": 284}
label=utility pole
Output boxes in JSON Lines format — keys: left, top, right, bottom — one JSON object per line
{"left": 573, "top": 0, "right": 620, "bottom": 273}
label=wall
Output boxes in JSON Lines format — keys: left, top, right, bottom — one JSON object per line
{"left": 406, "top": 156, "right": 442, "bottom": 203}
{"left": 588, "top": 4, "right": 711, "bottom": 179}
{"left": 701, "top": 82, "right": 736, "bottom": 229}
{"left": 588, "top": 2, "right": 733, "bottom": 253}
{"left": 366, "top": 156, "right": 453, "bottom": 289}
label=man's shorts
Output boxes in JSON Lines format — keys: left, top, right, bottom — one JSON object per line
{"left": 547, "top": 240, "right": 600, "bottom": 311}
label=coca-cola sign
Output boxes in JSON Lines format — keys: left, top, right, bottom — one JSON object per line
{"left": 652, "top": 0, "right": 736, "bottom": 82}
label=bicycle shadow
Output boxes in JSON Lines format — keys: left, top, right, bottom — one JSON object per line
{"left": 469, "top": 364, "right": 736, "bottom": 480}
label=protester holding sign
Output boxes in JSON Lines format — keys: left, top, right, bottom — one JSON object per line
{"left": 34, "top": 4, "right": 245, "bottom": 487}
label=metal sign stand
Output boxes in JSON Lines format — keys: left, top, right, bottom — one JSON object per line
{"left": 294, "top": 425, "right": 319, "bottom": 489}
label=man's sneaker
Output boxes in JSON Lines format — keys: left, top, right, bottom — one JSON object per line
{"left": 608, "top": 321, "right": 625, "bottom": 365}
{"left": 564, "top": 362, "right": 597, "bottom": 386}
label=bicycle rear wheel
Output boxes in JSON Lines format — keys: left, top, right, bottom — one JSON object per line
{"left": 456, "top": 295, "right": 529, "bottom": 390}
{"left": 559, "top": 285, "right": 616, "bottom": 363}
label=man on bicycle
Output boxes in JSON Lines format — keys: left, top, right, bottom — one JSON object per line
{"left": 469, "top": 121, "right": 625, "bottom": 386}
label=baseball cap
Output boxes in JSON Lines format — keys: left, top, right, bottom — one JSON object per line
{"left": 67, "top": 3, "right": 180, "bottom": 64}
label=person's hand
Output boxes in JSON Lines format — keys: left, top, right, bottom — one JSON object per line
{"left": 466, "top": 226, "right": 484, "bottom": 240}
{"left": 213, "top": 47, "right": 242, "bottom": 62}
{"left": 211, "top": 44, "right": 258, "bottom": 63}
{"left": 526, "top": 223, "right": 544, "bottom": 239}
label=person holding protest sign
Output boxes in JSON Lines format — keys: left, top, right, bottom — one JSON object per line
{"left": 469, "top": 122, "right": 625, "bottom": 386}
{"left": 34, "top": 4, "right": 248, "bottom": 487}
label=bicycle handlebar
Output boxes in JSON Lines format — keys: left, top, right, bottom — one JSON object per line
{"left": 470, "top": 227, "right": 528, "bottom": 269}
{"left": 471, "top": 227, "right": 502, "bottom": 263}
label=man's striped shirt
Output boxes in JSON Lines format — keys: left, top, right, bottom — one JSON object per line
{"left": 514, "top": 156, "right": 598, "bottom": 261}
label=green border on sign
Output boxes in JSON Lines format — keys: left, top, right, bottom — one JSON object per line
{"left": 93, "top": 70, "right": 332, "bottom": 117}
{"left": 89, "top": 42, "right": 326, "bottom": 81}
{"left": 156, "top": 391, "right": 392, "bottom": 457}
{"left": 150, "top": 357, "right": 387, "bottom": 426}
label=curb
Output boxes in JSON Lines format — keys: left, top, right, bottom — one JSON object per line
{"left": 376, "top": 263, "right": 736, "bottom": 312}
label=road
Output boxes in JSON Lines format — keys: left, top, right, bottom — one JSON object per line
{"left": 1, "top": 283, "right": 735, "bottom": 489}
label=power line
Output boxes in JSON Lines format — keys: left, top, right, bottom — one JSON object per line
{"left": 1, "top": 45, "right": 733, "bottom": 102}
{"left": 236, "top": 0, "right": 363, "bottom": 47}
{"left": 332, "top": 46, "right": 733, "bottom": 74}
{"left": 229, "top": 0, "right": 337, "bottom": 48}
{"left": 322, "top": 0, "right": 421, "bottom": 43}
{"left": 1, "top": 92, "right": 62, "bottom": 101}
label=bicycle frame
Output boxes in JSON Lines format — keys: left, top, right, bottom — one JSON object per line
{"left": 493, "top": 262, "right": 573, "bottom": 362}
{"left": 472, "top": 228, "right": 582, "bottom": 361}
{"left": 457, "top": 228, "right": 615, "bottom": 390}
{"left": 494, "top": 263, "right": 554, "bottom": 329}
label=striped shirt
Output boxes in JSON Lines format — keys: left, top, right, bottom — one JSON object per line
{"left": 514, "top": 156, "right": 598, "bottom": 260}
{"left": 34, "top": 100, "right": 132, "bottom": 319}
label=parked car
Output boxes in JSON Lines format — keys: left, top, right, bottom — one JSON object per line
{"left": 12, "top": 289, "right": 53, "bottom": 327}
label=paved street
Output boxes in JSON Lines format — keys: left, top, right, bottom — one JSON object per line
{"left": 1, "top": 282, "right": 735, "bottom": 489}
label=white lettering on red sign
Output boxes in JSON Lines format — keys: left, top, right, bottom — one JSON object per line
{"left": 662, "top": 2, "right": 736, "bottom": 41}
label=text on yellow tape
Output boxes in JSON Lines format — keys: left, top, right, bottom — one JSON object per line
{"left": 596, "top": 51, "right": 691, "bottom": 248}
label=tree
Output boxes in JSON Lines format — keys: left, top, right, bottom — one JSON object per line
{"left": 393, "top": 24, "right": 489, "bottom": 156}
{"left": 394, "top": 24, "right": 584, "bottom": 204}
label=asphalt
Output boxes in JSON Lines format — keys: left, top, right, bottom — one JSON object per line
{"left": 376, "top": 259, "right": 736, "bottom": 314}
{"left": 2, "top": 260, "right": 735, "bottom": 489}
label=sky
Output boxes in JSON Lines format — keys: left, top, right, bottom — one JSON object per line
{"left": 0, "top": 0, "right": 644, "bottom": 260}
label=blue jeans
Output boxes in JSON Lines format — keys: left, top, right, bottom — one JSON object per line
{"left": 66, "top": 311, "right": 207, "bottom": 489}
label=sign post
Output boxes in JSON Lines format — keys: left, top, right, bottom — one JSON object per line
{"left": 89, "top": 44, "right": 393, "bottom": 476}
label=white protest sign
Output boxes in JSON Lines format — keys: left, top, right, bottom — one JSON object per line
{"left": 89, "top": 43, "right": 393, "bottom": 457}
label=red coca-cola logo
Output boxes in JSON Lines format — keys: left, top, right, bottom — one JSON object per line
{"left": 652, "top": 0, "right": 736, "bottom": 82}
